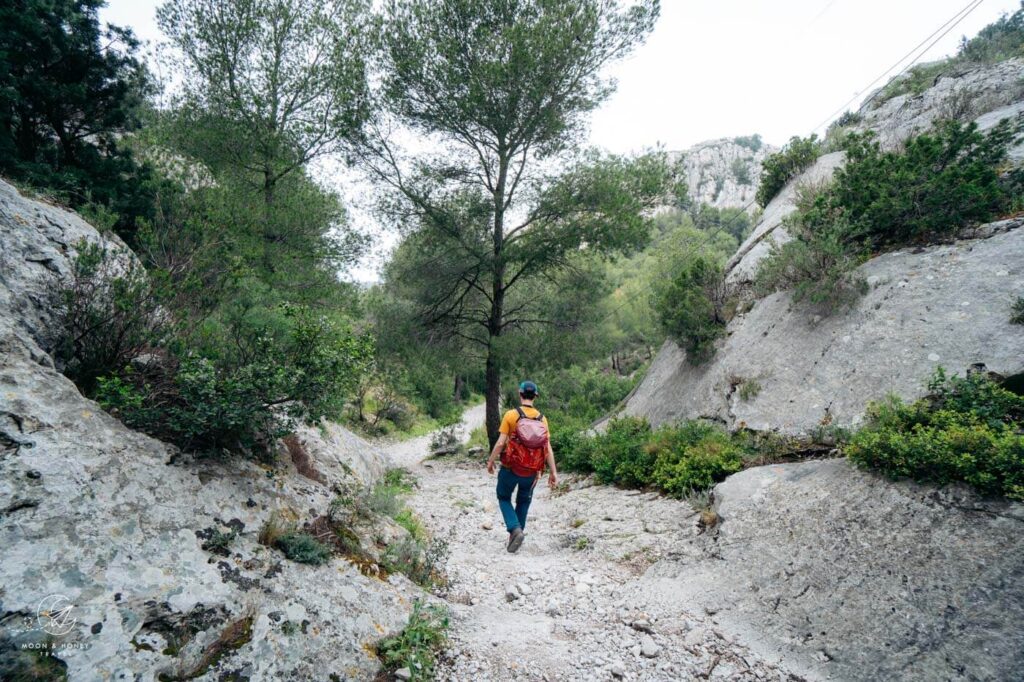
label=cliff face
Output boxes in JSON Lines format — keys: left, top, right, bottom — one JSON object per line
{"left": 0, "top": 179, "right": 412, "bottom": 679}
{"left": 623, "top": 57, "right": 1024, "bottom": 434}
{"left": 673, "top": 136, "right": 776, "bottom": 211}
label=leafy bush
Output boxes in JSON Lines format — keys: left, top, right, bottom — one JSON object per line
{"left": 756, "top": 120, "right": 1020, "bottom": 312}
{"left": 94, "top": 305, "right": 373, "bottom": 457}
{"left": 730, "top": 157, "right": 752, "bottom": 185}
{"left": 846, "top": 369, "right": 1024, "bottom": 500}
{"left": 381, "top": 536, "right": 449, "bottom": 589}
{"left": 754, "top": 219, "right": 868, "bottom": 309}
{"left": 756, "top": 135, "right": 821, "bottom": 208}
{"left": 560, "top": 417, "right": 745, "bottom": 497}
{"left": 1011, "top": 297, "right": 1024, "bottom": 324}
{"left": 590, "top": 417, "right": 656, "bottom": 488}
{"left": 649, "top": 425, "right": 743, "bottom": 497}
{"left": 655, "top": 255, "right": 729, "bottom": 363}
{"left": 53, "top": 242, "right": 168, "bottom": 392}
{"left": 807, "top": 121, "right": 1019, "bottom": 250}
{"left": 275, "top": 532, "right": 332, "bottom": 565}
{"left": 377, "top": 600, "right": 449, "bottom": 681}
{"left": 732, "top": 134, "right": 763, "bottom": 152}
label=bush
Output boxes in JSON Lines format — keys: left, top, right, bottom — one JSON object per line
{"left": 732, "top": 134, "right": 763, "bottom": 152}
{"left": 649, "top": 425, "right": 743, "bottom": 497}
{"left": 655, "top": 255, "right": 729, "bottom": 363}
{"left": 756, "top": 135, "right": 821, "bottom": 208}
{"left": 754, "top": 220, "right": 868, "bottom": 309}
{"left": 846, "top": 369, "right": 1024, "bottom": 500}
{"left": 808, "top": 121, "right": 1019, "bottom": 250}
{"left": 755, "top": 120, "right": 1020, "bottom": 313}
{"left": 94, "top": 305, "right": 373, "bottom": 457}
{"left": 377, "top": 600, "right": 449, "bottom": 681}
{"left": 275, "top": 532, "right": 332, "bottom": 565}
{"left": 561, "top": 417, "right": 744, "bottom": 497}
{"left": 53, "top": 242, "right": 168, "bottom": 392}
{"left": 381, "top": 536, "right": 449, "bottom": 589}
{"left": 1011, "top": 297, "right": 1024, "bottom": 324}
{"left": 590, "top": 417, "right": 655, "bottom": 488}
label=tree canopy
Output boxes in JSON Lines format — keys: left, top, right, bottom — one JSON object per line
{"left": 357, "top": 0, "right": 672, "bottom": 443}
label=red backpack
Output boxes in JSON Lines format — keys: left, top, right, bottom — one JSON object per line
{"left": 503, "top": 407, "right": 549, "bottom": 476}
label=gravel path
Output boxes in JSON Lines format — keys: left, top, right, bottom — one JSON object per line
{"left": 387, "top": 406, "right": 803, "bottom": 682}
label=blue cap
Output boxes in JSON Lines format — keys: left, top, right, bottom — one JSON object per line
{"left": 519, "top": 380, "right": 539, "bottom": 396}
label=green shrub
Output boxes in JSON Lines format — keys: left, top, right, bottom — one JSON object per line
{"left": 1011, "top": 297, "right": 1024, "bottom": 324}
{"left": 756, "top": 120, "right": 1019, "bottom": 312}
{"left": 731, "top": 157, "right": 752, "bottom": 185}
{"left": 655, "top": 255, "right": 729, "bottom": 363}
{"left": 807, "top": 121, "right": 1019, "bottom": 250}
{"left": 738, "top": 380, "right": 762, "bottom": 402}
{"left": 846, "top": 369, "right": 1024, "bottom": 500}
{"left": 590, "top": 417, "right": 655, "bottom": 487}
{"left": 53, "top": 242, "right": 168, "bottom": 393}
{"left": 377, "top": 600, "right": 449, "bottom": 681}
{"left": 94, "top": 305, "right": 373, "bottom": 457}
{"left": 648, "top": 422, "right": 743, "bottom": 497}
{"left": 550, "top": 417, "right": 596, "bottom": 473}
{"left": 275, "top": 532, "right": 332, "bottom": 565}
{"left": 754, "top": 220, "right": 868, "bottom": 309}
{"left": 756, "top": 135, "right": 821, "bottom": 207}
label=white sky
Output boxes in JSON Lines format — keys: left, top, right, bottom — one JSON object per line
{"left": 99, "top": 0, "right": 1022, "bottom": 279}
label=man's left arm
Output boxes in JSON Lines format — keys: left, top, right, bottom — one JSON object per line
{"left": 545, "top": 442, "right": 558, "bottom": 488}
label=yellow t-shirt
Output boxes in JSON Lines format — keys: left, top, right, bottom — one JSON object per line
{"left": 499, "top": 406, "right": 549, "bottom": 436}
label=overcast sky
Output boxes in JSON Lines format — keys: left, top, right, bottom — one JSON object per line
{"left": 99, "top": 0, "right": 1021, "bottom": 278}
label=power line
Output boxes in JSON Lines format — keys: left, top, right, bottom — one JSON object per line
{"left": 810, "top": 0, "right": 986, "bottom": 135}
{"left": 601, "top": 0, "right": 995, "bottom": 325}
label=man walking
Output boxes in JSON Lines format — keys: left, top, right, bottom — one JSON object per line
{"left": 486, "top": 380, "right": 558, "bottom": 553}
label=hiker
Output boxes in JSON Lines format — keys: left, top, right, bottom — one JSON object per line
{"left": 486, "top": 380, "right": 558, "bottom": 553}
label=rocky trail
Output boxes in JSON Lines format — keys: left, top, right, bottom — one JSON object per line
{"left": 383, "top": 408, "right": 802, "bottom": 682}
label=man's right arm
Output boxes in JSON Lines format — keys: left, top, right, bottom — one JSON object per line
{"left": 486, "top": 433, "right": 508, "bottom": 474}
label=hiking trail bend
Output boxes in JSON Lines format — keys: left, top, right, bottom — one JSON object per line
{"left": 384, "top": 406, "right": 801, "bottom": 682}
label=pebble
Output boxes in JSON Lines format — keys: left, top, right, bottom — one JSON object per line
{"left": 482, "top": 520, "right": 493, "bottom": 530}
{"left": 545, "top": 599, "right": 561, "bottom": 616}
{"left": 505, "top": 588, "right": 519, "bottom": 602}
{"left": 394, "top": 668, "right": 412, "bottom": 680}
{"left": 631, "top": 619, "right": 653, "bottom": 634}
{"left": 684, "top": 628, "right": 703, "bottom": 646}
{"left": 517, "top": 582, "right": 532, "bottom": 596}
{"left": 640, "top": 635, "right": 661, "bottom": 658}
{"left": 610, "top": 661, "right": 626, "bottom": 678}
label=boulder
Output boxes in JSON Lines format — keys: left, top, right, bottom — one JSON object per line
{"left": 0, "top": 180, "right": 410, "bottom": 679}
{"left": 641, "top": 459, "right": 1024, "bottom": 681}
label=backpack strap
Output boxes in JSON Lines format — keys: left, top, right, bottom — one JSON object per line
{"left": 514, "top": 406, "right": 542, "bottom": 421}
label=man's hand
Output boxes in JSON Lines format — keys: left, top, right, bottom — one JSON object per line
{"left": 547, "top": 471, "right": 558, "bottom": 489}
{"left": 486, "top": 459, "right": 496, "bottom": 475}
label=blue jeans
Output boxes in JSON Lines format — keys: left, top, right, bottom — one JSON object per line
{"left": 496, "top": 466, "right": 537, "bottom": 533}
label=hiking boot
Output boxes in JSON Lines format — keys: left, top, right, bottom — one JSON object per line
{"left": 507, "top": 528, "right": 525, "bottom": 554}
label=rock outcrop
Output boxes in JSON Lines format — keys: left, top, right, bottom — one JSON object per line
{"left": 623, "top": 57, "right": 1024, "bottom": 433}
{"left": 625, "top": 217, "right": 1024, "bottom": 433}
{"left": 673, "top": 136, "right": 776, "bottom": 211}
{"left": 642, "top": 459, "right": 1024, "bottom": 681}
{"left": 0, "top": 179, "right": 412, "bottom": 680}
